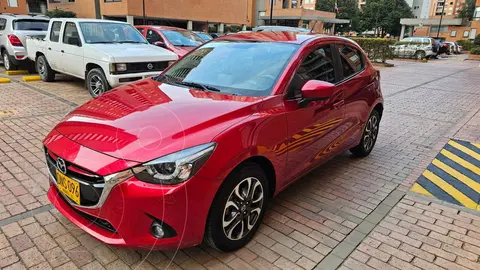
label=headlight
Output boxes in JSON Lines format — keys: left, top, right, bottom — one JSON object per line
{"left": 132, "top": 143, "right": 216, "bottom": 185}
{"left": 116, "top": 63, "right": 127, "bottom": 72}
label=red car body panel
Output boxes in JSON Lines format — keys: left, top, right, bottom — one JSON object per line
{"left": 136, "top": 25, "right": 198, "bottom": 58}
{"left": 44, "top": 33, "right": 383, "bottom": 250}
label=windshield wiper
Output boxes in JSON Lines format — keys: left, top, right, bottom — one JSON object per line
{"left": 118, "top": 41, "right": 146, "bottom": 44}
{"left": 89, "top": 41, "right": 114, "bottom": 44}
{"left": 175, "top": 81, "right": 221, "bottom": 92}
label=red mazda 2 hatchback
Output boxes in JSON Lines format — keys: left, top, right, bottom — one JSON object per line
{"left": 44, "top": 32, "right": 383, "bottom": 252}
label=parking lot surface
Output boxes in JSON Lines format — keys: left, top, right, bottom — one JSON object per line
{"left": 1, "top": 56, "right": 480, "bottom": 270}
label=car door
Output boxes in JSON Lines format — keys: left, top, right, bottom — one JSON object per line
{"left": 47, "top": 21, "right": 64, "bottom": 71}
{"left": 282, "top": 42, "right": 345, "bottom": 183}
{"left": 61, "top": 22, "right": 84, "bottom": 78}
{"left": 334, "top": 43, "right": 373, "bottom": 149}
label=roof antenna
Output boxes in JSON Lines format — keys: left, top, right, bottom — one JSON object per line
{"left": 310, "top": 21, "right": 318, "bottom": 33}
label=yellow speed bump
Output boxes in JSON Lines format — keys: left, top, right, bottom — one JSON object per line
{"left": 6, "top": 70, "right": 29, "bottom": 75}
{"left": 0, "top": 78, "right": 10, "bottom": 83}
{"left": 22, "top": 75, "right": 41, "bottom": 82}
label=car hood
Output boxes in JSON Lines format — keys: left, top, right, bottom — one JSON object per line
{"left": 90, "top": 43, "right": 178, "bottom": 62}
{"left": 54, "top": 79, "right": 262, "bottom": 163}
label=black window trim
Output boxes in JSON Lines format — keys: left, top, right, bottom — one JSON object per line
{"left": 284, "top": 42, "right": 339, "bottom": 100}
{"left": 333, "top": 42, "right": 366, "bottom": 85}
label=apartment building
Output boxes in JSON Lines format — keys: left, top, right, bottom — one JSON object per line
{"left": 428, "top": 0, "right": 465, "bottom": 18}
{"left": 1, "top": 0, "right": 47, "bottom": 14}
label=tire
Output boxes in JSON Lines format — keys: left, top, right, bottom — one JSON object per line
{"left": 350, "top": 110, "right": 381, "bottom": 157}
{"left": 36, "top": 55, "right": 55, "bottom": 82}
{"left": 86, "top": 68, "right": 111, "bottom": 98}
{"left": 2, "top": 50, "right": 18, "bottom": 71}
{"left": 414, "top": 50, "right": 426, "bottom": 60}
{"left": 204, "top": 162, "right": 269, "bottom": 252}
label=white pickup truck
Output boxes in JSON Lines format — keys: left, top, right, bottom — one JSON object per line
{"left": 26, "top": 18, "right": 178, "bottom": 98}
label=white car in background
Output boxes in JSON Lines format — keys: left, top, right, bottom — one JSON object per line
{"left": 0, "top": 14, "right": 50, "bottom": 70}
{"left": 26, "top": 18, "right": 178, "bottom": 98}
{"left": 391, "top": 37, "right": 437, "bottom": 59}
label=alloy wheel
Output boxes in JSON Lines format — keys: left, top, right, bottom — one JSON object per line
{"left": 363, "top": 114, "right": 379, "bottom": 152}
{"left": 3, "top": 53, "right": 10, "bottom": 70}
{"left": 222, "top": 177, "right": 264, "bottom": 241}
{"left": 89, "top": 75, "right": 104, "bottom": 97}
{"left": 38, "top": 58, "right": 46, "bottom": 77}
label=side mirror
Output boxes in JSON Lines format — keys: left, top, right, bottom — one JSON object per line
{"left": 299, "top": 80, "right": 334, "bottom": 107}
{"left": 68, "top": 36, "right": 81, "bottom": 47}
{"left": 154, "top": 41, "right": 166, "bottom": 48}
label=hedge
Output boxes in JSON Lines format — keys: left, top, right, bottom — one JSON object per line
{"left": 350, "top": 38, "right": 396, "bottom": 63}
{"left": 470, "top": 47, "right": 480, "bottom": 55}
{"left": 456, "top": 40, "right": 473, "bottom": 51}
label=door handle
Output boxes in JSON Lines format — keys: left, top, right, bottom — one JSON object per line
{"left": 333, "top": 100, "right": 344, "bottom": 110}
{"left": 48, "top": 47, "right": 51, "bottom": 50}
{"left": 61, "top": 50, "right": 64, "bottom": 53}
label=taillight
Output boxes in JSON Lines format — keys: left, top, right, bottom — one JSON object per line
{"left": 8, "top": 34, "right": 23, "bottom": 47}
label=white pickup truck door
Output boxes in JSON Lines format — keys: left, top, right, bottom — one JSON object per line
{"left": 61, "top": 22, "right": 84, "bottom": 78}
{"left": 47, "top": 21, "right": 64, "bottom": 71}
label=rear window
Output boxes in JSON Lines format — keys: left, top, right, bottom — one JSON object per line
{"left": 13, "top": 20, "right": 49, "bottom": 31}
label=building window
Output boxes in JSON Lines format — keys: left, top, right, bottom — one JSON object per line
{"left": 430, "top": 26, "right": 448, "bottom": 33}
{"left": 292, "top": 0, "right": 297, "bottom": 8}
{"left": 8, "top": 0, "right": 18, "bottom": 7}
{"left": 463, "top": 30, "right": 469, "bottom": 37}
{"left": 105, "top": 0, "right": 121, "bottom": 2}
{"left": 283, "top": 0, "right": 289, "bottom": 8}
{"left": 474, "top": 7, "right": 480, "bottom": 19}
{"left": 450, "top": 30, "right": 456, "bottom": 37}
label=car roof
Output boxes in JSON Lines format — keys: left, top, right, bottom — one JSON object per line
{"left": 137, "top": 25, "right": 187, "bottom": 31}
{"left": 216, "top": 31, "right": 346, "bottom": 45}
{"left": 0, "top": 14, "right": 49, "bottom": 20}
{"left": 50, "top": 18, "right": 129, "bottom": 24}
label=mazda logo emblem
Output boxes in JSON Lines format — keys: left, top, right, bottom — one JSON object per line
{"left": 147, "top": 63, "right": 153, "bottom": 70}
{"left": 56, "top": 157, "right": 67, "bottom": 174}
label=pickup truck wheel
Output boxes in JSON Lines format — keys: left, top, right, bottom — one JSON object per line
{"left": 2, "top": 51, "right": 18, "bottom": 71}
{"left": 87, "top": 68, "right": 110, "bottom": 98}
{"left": 36, "top": 55, "right": 55, "bottom": 82}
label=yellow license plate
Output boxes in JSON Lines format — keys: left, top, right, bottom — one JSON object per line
{"left": 56, "top": 170, "right": 80, "bottom": 205}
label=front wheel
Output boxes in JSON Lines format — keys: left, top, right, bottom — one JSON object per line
{"left": 204, "top": 163, "right": 269, "bottom": 252}
{"left": 86, "top": 68, "right": 111, "bottom": 98}
{"left": 350, "top": 110, "right": 380, "bottom": 157}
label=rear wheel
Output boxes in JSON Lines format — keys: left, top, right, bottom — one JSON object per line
{"left": 86, "top": 68, "right": 111, "bottom": 98}
{"left": 350, "top": 110, "right": 380, "bottom": 157}
{"left": 204, "top": 163, "right": 269, "bottom": 252}
{"left": 414, "top": 50, "right": 426, "bottom": 60}
{"left": 36, "top": 55, "right": 55, "bottom": 82}
{"left": 2, "top": 50, "right": 18, "bottom": 71}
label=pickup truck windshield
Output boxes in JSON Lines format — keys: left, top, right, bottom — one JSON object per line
{"left": 158, "top": 40, "right": 298, "bottom": 97}
{"left": 13, "top": 20, "right": 49, "bottom": 31}
{"left": 79, "top": 22, "right": 147, "bottom": 44}
{"left": 161, "top": 30, "right": 203, "bottom": 47}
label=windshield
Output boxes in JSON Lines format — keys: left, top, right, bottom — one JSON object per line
{"left": 196, "top": 33, "right": 212, "bottom": 41}
{"left": 161, "top": 30, "right": 203, "bottom": 46}
{"left": 158, "top": 40, "right": 299, "bottom": 97}
{"left": 13, "top": 20, "right": 48, "bottom": 31}
{"left": 79, "top": 22, "right": 147, "bottom": 44}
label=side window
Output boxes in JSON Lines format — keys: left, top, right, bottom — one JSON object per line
{"left": 146, "top": 29, "right": 163, "bottom": 44}
{"left": 63, "top": 22, "right": 80, "bottom": 46}
{"left": 50, "top": 21, "right": 62, "bottom": 42}
{"left": 286, "top": 45, "right": 335, "bottom": 99}
{"left": 0, "top": 18, "right": 7, "bottom": 31}
{"left": 337, "top": 45, "right": 364, "bottom": 80}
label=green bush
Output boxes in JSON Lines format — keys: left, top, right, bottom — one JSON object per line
{"left": 350, "top": 38, "right": 396, "bottom": 63}
{"left": 456, "top": 40, "right": 473, "bottom": 51}
{"left": 45, "top": 8, "right": 76, "bottom": 18}
{"left": 470, "top": 47, "right": 480, "bottom": 55}
{"left": 474, "top": 34, "right": 480, "bottom": 47}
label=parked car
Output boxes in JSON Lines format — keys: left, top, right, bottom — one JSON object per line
{"left": 391, "top": 36, "right": 437, "bottom": 59}
{"left": 26, "top": 18, "right": 177, "bottom": 98}
{"left": 455, "top": 42, "right": 463, "bottom": 54}
{"left": 444, "top": 41, "right": 462, "bottom": 54}
{"left": 433, "top": 39, "right": 450, "bottom": 56}
{"left": 137, "top": 25, "right": 203, "bottom": 58}
{"left": 0, "top": 14, "right": 49, "bottom": 70}
{"left": 194, "top": 31, "right": 213, "bottom": 42}
{"left": 44, "top": 32, "right": 383, "bottom": 252}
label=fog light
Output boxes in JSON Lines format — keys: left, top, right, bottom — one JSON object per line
{"left": 151, "top": 222, "right": 165, "bottom": 238}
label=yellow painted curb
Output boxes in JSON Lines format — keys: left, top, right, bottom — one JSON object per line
{"left": 22, "top": 75, "right": 41, "bottom": 82}
{"left": 6, "top": 70, "right": 29, "bottom": 75}
{"left": 0, "top": 78, "right": 11, "bottom": 83}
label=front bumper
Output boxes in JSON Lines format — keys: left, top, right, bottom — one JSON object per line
{"left": 47, "top": 168, "right": 216, "bottom": 250}
{"left": 107, "top": 71, "right": 161, "bottom": 88}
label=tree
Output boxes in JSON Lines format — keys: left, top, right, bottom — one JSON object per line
{"left": 316, "top": 0, "right": 361, "bottom": 33}
{"left": 457, "top": 0, "right": 476, "bottom": 21}
{"left": 45, "top": 8, "right": 77, "bottom": 18}
{"left": 357, "top": 0, "right": 413, "bottom": 37}
{"left": 316, "top": 0, "right": 335, "bottom": 13}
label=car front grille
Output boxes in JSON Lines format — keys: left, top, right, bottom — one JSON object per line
{"left": 115, "top": 61, "right": 169, "bottom": 74}
{"left": 45, "top": 147, "right": 104, "bottom": 207}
